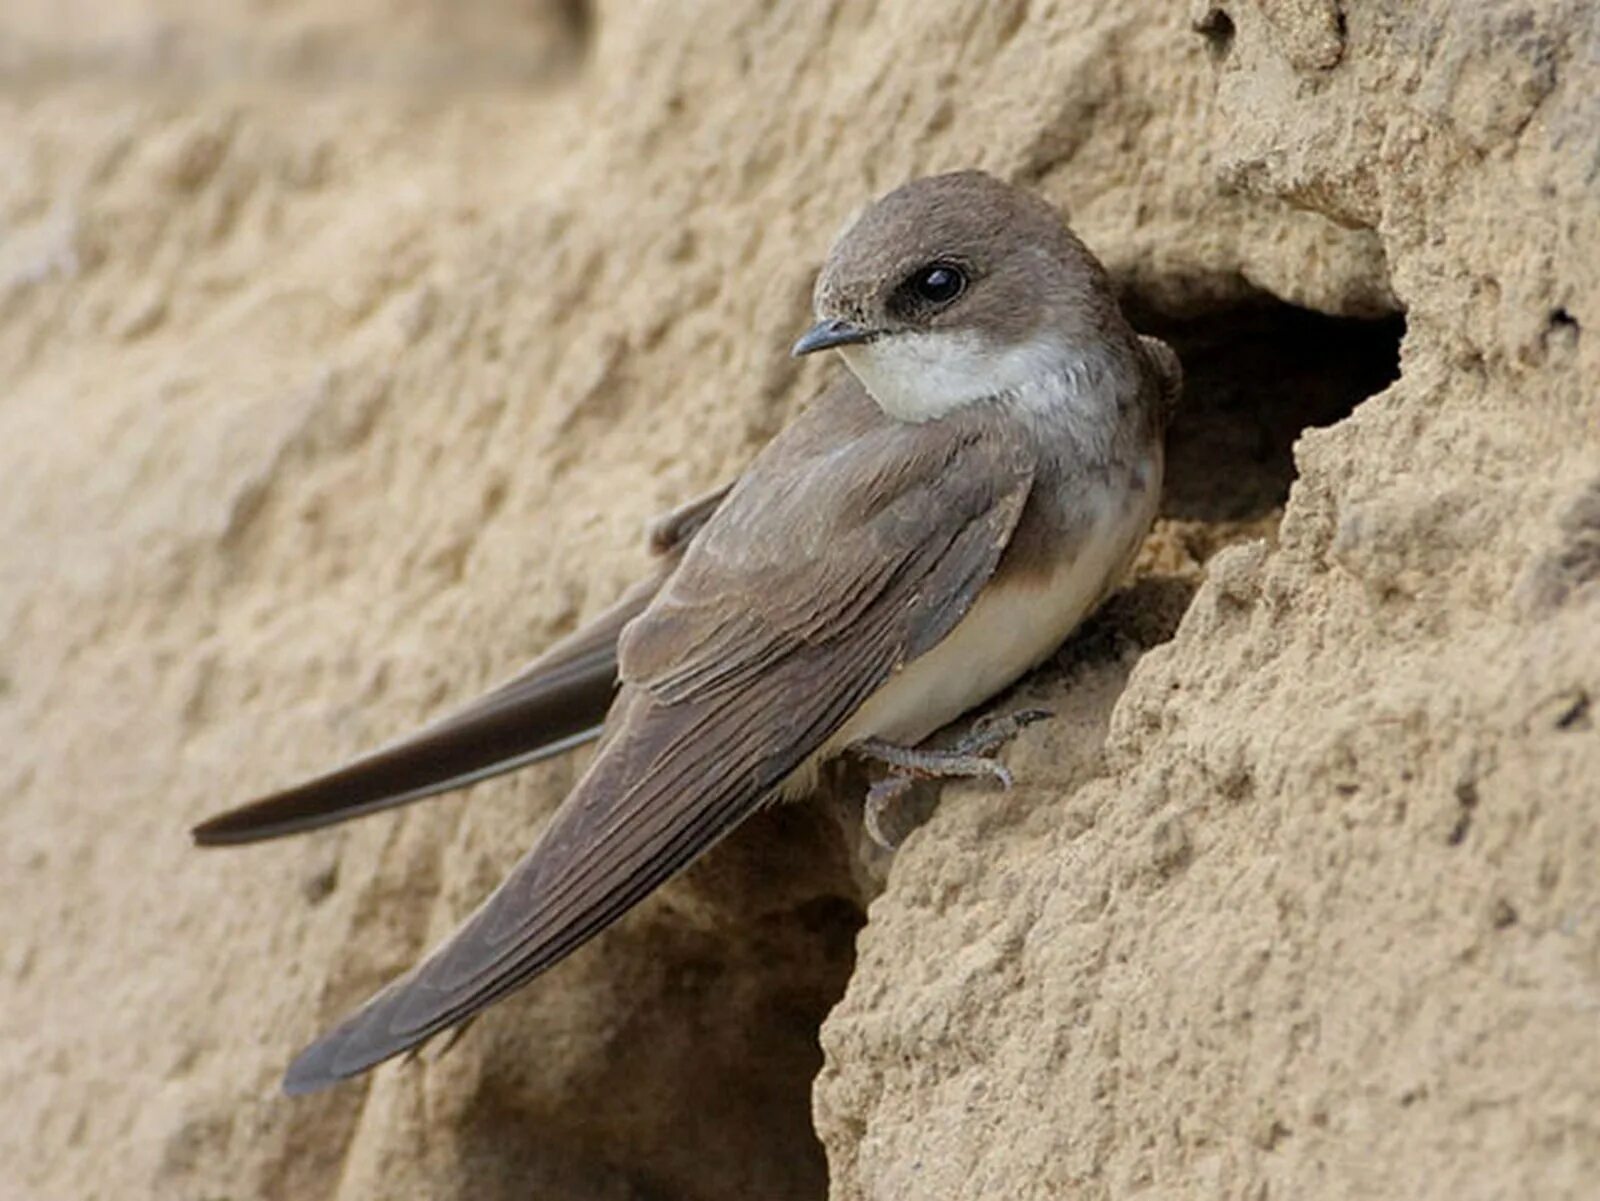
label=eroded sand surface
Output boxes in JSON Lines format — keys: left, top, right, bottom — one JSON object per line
{"left": 3, "top": 2, "right": 1597, "bottom": 1198}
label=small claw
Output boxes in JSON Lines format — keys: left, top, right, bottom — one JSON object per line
{"left": 863, "top": 780, "right": 906, "bottom": 851}
{"left": 957, "top": 707, "right": 1054, "bottom": 758}
{"left": 865, "top": 772, "right": 923, "bottom": 850}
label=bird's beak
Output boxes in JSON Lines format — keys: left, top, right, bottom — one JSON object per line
{"left": 791, "top": 317, "right": 876, "bottom": 358}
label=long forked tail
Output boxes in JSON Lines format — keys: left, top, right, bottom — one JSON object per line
{"left": 190, "top": 481, "right": 738, "bottom": 846}
{"left": 190, "top": 576, "right": 653, "bottom": 845}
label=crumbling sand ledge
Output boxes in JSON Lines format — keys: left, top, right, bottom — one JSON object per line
{"left": 2, "top": 2, "right": 1595, "bottom": 1198}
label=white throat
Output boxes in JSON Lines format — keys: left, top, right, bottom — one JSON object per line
{"left": 838, "top": 329, "right": 1096, "bottom": 424}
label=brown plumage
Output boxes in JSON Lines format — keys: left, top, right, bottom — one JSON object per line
{"left": 194, "top": 170, "right": 1180, "bottom": 1094}
{"left": 282, "top": 381, "right": 1037, "bottom": 1090}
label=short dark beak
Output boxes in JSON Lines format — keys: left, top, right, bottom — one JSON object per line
{"left": 791, "top": 317, "right": 876, "bottom": 358}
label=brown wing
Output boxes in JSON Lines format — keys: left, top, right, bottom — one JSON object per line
{"left": 192, "top": 485, "right": 729, "bottom": 846}
{"left": 283, "top": 382, "right": 1035, "bottom": 1092}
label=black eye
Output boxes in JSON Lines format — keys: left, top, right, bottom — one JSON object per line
{"left": 909, "top": 263, "right": 967, "bottom": 305}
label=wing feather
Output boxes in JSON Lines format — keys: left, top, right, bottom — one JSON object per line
{"left": 285, "top": 381, "right": 1036, "bottom": 1091}
{"left": 190, "top": 577, "right": 650, "bottom": 845}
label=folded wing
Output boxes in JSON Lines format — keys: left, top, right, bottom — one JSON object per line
{"left": 284, "top": 383, "right": 1036, "bottom": 1091}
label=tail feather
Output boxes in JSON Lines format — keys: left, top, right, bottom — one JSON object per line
{"left": 190, "top": 483, "right": 734, "bottom": 846}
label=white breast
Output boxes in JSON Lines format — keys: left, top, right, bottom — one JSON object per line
{"left": 800, "top": 457, "right": 1161, "bottom": 786}
{"left": 839, "top": 330, "right": 1079, "bottom": 425}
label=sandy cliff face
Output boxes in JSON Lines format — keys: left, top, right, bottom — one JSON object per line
{"left": 2, "top": 2, "right": 1595, "bottom": 1198}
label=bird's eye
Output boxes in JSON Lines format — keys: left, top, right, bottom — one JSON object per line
{"left": 909, "top": 263, "right": 967, "bottom": 305}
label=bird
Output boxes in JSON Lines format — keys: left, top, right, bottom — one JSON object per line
{"left": 192, "top": 169, "right": 1182, "bottom": 1094}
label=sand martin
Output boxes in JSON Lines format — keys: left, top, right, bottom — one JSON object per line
{"left": 193, "top": 170, "right": 1181, "bottom": 1093}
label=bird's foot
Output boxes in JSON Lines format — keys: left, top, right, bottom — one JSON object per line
{"left": 849, "top": 708, "right": 1052, "bottom": 850}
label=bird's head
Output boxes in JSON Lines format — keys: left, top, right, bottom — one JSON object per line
{"left": 793, "top": 171, "right": 1121, "bottom": 422}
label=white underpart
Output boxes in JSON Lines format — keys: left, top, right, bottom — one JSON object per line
{"left": 776, "top": 331, "right": 1163, "bottom": 797}
{"left": 840, "top": 328, "right": 1097, "bottom": 424}
{"left": 820, "top": 462, "right": 1158, "bottom": 753}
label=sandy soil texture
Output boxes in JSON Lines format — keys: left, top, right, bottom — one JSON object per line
{"left": 2, "top": 2, "right": 1596, "bottom": 1198}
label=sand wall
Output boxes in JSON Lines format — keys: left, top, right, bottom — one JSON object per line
{"left": 3, "top": 2, "right": 1596, "bottom": 1197}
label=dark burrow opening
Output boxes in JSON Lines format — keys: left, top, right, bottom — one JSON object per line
{"left": 1045, "top": 294, "right": 1406, "bottom": 667}
{"left": 1145, "top": 297, "right": 1405, "bottom": 527}
{"left": 455, "top": 295, "right": 1406, "bottom": 1201}
{"left": 1193, "top": 7, "right": 1237, "bottom": 61}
